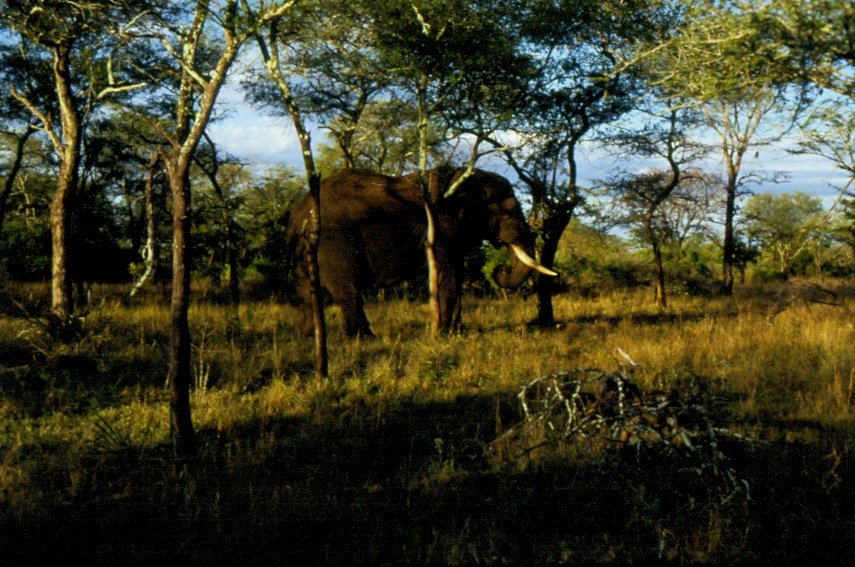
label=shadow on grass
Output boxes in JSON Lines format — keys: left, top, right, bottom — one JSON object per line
{"left": 3, "top": 386, "right": 853, "bottom": 566}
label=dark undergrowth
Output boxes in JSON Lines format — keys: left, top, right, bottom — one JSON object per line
{"left": 3, "top": 392, "right": 853, "bottom": 565}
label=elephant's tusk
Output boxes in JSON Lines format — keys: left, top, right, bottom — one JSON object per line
{"left": 509, "top": 244, "right": 558, "bottom": 276}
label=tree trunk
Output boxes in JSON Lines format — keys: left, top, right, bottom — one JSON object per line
{"left": 130, "top": 151, "right": 160, "bottom": 298}
{"left": 423, "top": 201, "right": 439, "bottom": 330}
{"left": 50, "top": 172, "right": 74, "bottom": 318}
{"left": 50, "top": 45, "right": 82, "bottom": 319}
{"left": 535, "top": 233, "right": 559, "bottom": 326}
{"left": 305, "top": 175, "right": 328, "bottom": 380}
{"left": 255, "top": 18, "right": 327, "bottom": 379}
{"left": 653, "top": 240, "right": 667, "bottom": 308}
{"left": 534, "top": 207, "right": 571, "bottom": 327}
{"left": 722, "top": 178, "right": 737, "bottom": 296}
{"left": 166, "top": 165, "right": 195, "bottom": 461}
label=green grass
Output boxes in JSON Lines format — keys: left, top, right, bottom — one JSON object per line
{"left": 1, "top": 280, "right": 853, "bottom": 564}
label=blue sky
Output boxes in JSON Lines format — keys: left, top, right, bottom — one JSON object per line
{"left": 208, "top": 85, "right": 850, "bottom": 211}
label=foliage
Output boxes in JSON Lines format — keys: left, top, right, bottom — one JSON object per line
{"left": 0, "top": 217, "right": 51, "bottom": 280}
{"left": 736, "top": 0, "right": 855, "bottom": 98}
{"left": 742, "top": 191, "right": 824, "bottom": 275}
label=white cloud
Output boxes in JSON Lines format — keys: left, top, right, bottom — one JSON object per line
{"left": 207, "top": 114, "right": 299, "bottom": 166}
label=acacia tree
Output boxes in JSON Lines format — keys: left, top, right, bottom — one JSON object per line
{"left": 487, "top": 0, "right": 672, "bottom": 325}
{"left": 0, "top": 1, "right": 152, "bottom": 319}
{"left": 742, "top": 191, "right": 824, "bottom": 276}
{"left": 739, "top": 0, "right": 854, "bottom": 99}
{"left": 608, "top": 102, "right": 709, "bottom": 307}
{"left": 648, "top": 1, "right": 807, "bottom": 295}
{"left": 243, "top": 1, "right": 435, "bottom": 176}
{"left": 260, "top": 0, "right": 387, "bottom": 170}
{"left": 249, "top": 2, "right": 330, "bottom": 379}
{"left": 124, "top": 0, "right": 297, "bottom": 459}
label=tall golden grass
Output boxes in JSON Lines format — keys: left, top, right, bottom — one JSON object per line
{"left": 1, "top": 279, "right": 853, "bottom": 563}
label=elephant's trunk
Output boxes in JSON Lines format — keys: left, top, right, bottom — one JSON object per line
{"left": 492, "top": 243, "right": 557, "bottom": 289}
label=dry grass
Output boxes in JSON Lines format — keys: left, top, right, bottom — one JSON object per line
{"left": 0, "top": 279, "right": 853, "bottom": 564}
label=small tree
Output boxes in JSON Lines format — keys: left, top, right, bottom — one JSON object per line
{"left": 250, "top": 4, "right": 330, "bottom": 379}
{"left": 742, "top": 191, "right": 824, "bottom": 277}
{"left": 607, "top": 102, "right": 709, "bottom": 307}
{"left": 129, "top": 0, "right": 298, "bottom": 460}
{"left": 360, "top": 0, "right": 525, "bottom": 334}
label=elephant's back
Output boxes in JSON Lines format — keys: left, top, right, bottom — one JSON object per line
{"left": 319, "top": 169, "right": 423, "bottom": 223}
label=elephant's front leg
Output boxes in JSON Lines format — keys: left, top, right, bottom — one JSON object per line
{"left": 339, "top": 292, "right": 373, "bottom": 337}
{"left": 434, "top": 245, "right": 464, "bottom": 333}
{"left": 438, "top": 291, "right": 462, "bottom": 333}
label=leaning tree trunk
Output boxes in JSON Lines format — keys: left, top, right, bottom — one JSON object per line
{"left": 255, "top": 17, "right": 327, "bottom": 379}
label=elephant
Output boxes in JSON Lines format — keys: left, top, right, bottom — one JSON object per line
{"left": 285, "top": 166, "right": 556, "bottom": 336}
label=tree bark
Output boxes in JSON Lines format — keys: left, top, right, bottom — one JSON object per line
{"left": 423, "top": 200, "right": 442, "bottom": 333}
{"left": 722, "top": 173, "right": 737, "bottom": 296}
{"left": 166, "top": 163, "right": 195, "bottom": 460}
{"left": 130, "top": 151, "right": 160, "bottom": 298}
{"left": 255, "top": 17, "right": 327, "bottom": 379}
{"left": 653, "top": 239, "right": 667, "bottom": 308}
{"left": 50, "top": 44, "right": 82, "bottom": 319}
{"left": 0, "top": 127, "right": 34, "bottom": 236}
{"left": 305, "top": 190, "right": 328, "bottom": 380}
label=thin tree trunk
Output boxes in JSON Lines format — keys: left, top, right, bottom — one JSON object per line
{"left": 653, "top": 239, "right": 667, "bottom": 308}
{"left": 166, "top": 165, "right": 195, "bottom": 461}
{"left": 304, "top": 189, "right": 328, "bottom": 379}
{"left": 255, "top": 18, "right": 327, "bottom": 379}
{"left": 0, "top": 127, "right": 34, "bottom": 236}
{"left": 414, "top": 71, "right": 443, "bottom": 335}
{"left": 130, "top": 151, "right": 161, "bottom": 298}
{"left": 722, "top": 176, "right": 737, "bottom": 296}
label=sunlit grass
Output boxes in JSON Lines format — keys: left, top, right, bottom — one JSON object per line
{"left": 1, "top": 280, "right": 853, "bottom": 563}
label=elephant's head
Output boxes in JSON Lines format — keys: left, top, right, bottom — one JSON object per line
{"left": 449, "top": 169, "right": 557, "bottom": 289}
